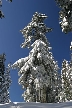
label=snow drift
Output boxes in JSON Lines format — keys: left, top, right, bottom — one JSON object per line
{"left": 0, "top": 101, "right": 72, "bottom": 108}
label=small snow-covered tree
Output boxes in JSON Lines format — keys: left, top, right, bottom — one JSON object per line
{"left": 12, "top": 12, "right": 60, "bottom": 103}
{"left": 4, "top": 63, "right": 12, "bottom": 103}
{"left": 55, "top": 0, "right": 72, "bottom": 34}
{"left": 59, "top": 42, "right": 72, "bottom": 102}
{"left": 59, "top": 59, "right": 70, "bottom": 102}
{"left": 0, "top": 53, "right": 11, "bottom": 104}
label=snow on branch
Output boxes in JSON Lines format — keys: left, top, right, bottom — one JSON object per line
{"left": 20, "top": 12, "right": 52, "bottom": 49}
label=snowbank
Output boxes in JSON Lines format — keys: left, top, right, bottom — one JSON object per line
{"left": 0, "top": 101, "right": 72, "bottom": 108}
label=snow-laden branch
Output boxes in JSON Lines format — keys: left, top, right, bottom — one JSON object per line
{"left": 12, "top": 57, "right": 29, "bottom": 69}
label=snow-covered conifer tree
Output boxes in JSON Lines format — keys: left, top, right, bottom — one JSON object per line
{"left": 55, "top": 0, "right": 72, "bottom": 34}
{"left": 59, "top": 42, "right": 72, "bottom": 102}
{"left": 12, "top": 12, "right": 60, "bottom": 103}
{"left": 59, "top": 59, "right": 70, "bottom": 102}
{"left": 0, "top": 53, "right": 11, "bottom": 104}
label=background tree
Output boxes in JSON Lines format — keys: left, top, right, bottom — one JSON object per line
{"left": 55, "top": 0, "right": 72, "bottom": 34}
{"left": 12, "top": 12, "right": 61, "bottom": 103}
{"left": 59, "top": 59, "right": 70, "bottom": 102}
{"left": 0, "top": 53, "right": 11, "bottom": 104}
{"left": 58, "top": 42, "right": 72, "bottom": 102}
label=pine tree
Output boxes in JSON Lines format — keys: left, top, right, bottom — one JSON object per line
{"left": 55, "top": 0, "right": 72, "bottom": 34}
{"left": 12, "top": 12, "right": 60, "bottom": 103}
{"left": 59, "top": 59, "right": 70, "bottom": 102}
{"left": 58, "top": 42, "right": 72, "bottom": 102}
{"left": 0, "top": 53, "right": 11, "bottom": 104}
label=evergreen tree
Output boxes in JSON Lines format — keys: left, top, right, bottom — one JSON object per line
{"left": 55, "top": 0, "right": 72, "bottom": 34}
{"left": 0, "top": 53, "right": 11, "bottom": 104}
{"left": 59, "top": 59, "right": 70, "bottom": 102}
{"left": 12, "top": 12, "right": 60, "bottom": 103}
{"left": 58, "top": 42, "right": 72, "bottom": 102}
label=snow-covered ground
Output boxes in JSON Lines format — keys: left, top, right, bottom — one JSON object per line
{"left": 0, "top": 102, "right": 72, "bottom": 108}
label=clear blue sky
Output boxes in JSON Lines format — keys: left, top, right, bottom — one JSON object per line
{"left": 0, "top": 0, "right": 72, "bottom": 102}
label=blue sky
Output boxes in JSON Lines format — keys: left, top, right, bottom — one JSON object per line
{"left": 0, "top": 0, "right": 72, "bottom": 102}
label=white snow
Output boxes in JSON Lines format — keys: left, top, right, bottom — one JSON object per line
{"left": 71, "top": 42, "right": 72, "bottom": 46}
{"left": 0, "top": 101, "right": 72, "bottom": 108}
{"left": 12, "top": 57, "right": 29, "bottom": 69}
